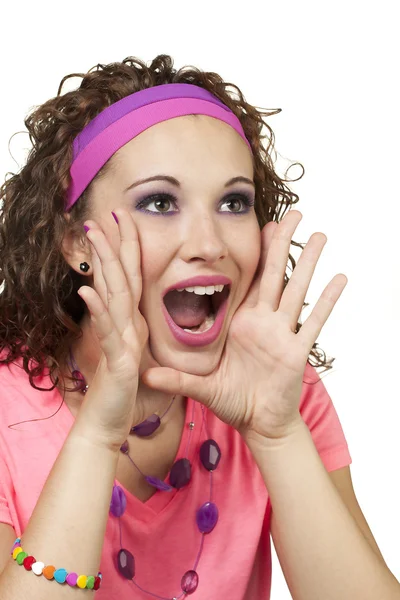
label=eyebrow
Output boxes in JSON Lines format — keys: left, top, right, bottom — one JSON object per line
{"left": 124, "top": 175, "right": 255, "bottom": 192}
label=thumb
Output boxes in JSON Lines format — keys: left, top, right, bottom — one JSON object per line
{"left": 141, "top": 367, "right": 212, "bottom": 406}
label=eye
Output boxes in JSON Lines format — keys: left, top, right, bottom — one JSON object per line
{"left": 135, "top": 191, "right": 254, "bottom": 216}
{"left": 136, "top": 193, "right": 178, "bottom": 215}
{"left": 220, "top": 194, "right": 254, "bottom": 214}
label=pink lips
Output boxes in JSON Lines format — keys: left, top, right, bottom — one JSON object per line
{"left": 162, "top": 275, "right": 231, "bottom": 347}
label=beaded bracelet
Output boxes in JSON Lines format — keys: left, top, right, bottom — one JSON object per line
{"left": 10, "top": 538, "right": 102, "bottom": 590}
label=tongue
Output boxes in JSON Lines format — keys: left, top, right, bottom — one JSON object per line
{"left": 164, "top": 290, "right": 211, "bottom": 328}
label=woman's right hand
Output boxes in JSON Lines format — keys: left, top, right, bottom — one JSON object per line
{"left": 73, "top": 208, "right": 149, "bottom": 452}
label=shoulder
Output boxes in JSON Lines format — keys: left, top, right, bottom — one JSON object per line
{"left": 0, "top": 355, "right": 30, "bottom": 424}
{"left": 299, "top": 361, "right": 335, "bottom": 418}
{"left": 298, "top": 362, "right": 352, "bottom": 471}
{"left": 0, "top": 353, "right": 61, "bottom": 441}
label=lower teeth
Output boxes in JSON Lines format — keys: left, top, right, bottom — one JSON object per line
{"left": 183, "top": 312, "right": 216, "bottom": 334}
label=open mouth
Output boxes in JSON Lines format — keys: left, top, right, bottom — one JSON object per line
{"left": 163, "top": 285, "right": 230, "bottom": 335}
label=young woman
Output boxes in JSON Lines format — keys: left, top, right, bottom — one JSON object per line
{"left": 0, "top": 55, "right": 398, "bottom": 599}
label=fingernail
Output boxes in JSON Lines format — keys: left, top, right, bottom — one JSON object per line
{"left": 111, "top": 211, "right": 119, "bottom": 224}
{"left": 84, "top": 225, "right": 90, "bottom": 233}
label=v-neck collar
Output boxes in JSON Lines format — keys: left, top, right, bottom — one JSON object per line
{"left": 59, "top": 391, "right": 203, "bottom": 523}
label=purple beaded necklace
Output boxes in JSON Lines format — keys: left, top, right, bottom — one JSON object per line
{"left": 68, "top": 349, "right": 221, "bottom": 598}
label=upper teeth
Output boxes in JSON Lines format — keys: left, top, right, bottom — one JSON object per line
{"left": 175, "top": 284, "right": 225, "bottom": 295}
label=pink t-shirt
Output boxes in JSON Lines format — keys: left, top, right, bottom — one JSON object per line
{"left": 0, "top": 356, "right": 352, "bottom": 599}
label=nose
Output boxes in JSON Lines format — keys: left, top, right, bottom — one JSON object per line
{"left": 179, "top": 212, "right": 228, "bottom": 264}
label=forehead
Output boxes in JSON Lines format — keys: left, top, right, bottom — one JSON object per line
{"left": 110, "top": 114, "right": 253, "bottom": 177}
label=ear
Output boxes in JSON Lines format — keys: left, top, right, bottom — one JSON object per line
{"left": 61, "top": 213, "right": 92, "bottom": 276}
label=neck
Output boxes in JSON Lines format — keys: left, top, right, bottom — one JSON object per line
{"left": 61, "top": 312, "right": 187, "bottom": 427}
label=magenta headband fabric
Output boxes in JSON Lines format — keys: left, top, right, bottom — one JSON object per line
{"left": 65, "top": 83, "right": 252, "bottom": 211}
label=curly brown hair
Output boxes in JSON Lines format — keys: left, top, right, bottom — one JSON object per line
{"left": 0, "top": 54, "right": 333, "bottom": 396}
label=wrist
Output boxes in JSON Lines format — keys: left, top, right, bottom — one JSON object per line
{"left": 69, "top": 420, "right": 123, "bottom": 455}
{"left": 243, "top": 414, "right": 306, "bottom": 454}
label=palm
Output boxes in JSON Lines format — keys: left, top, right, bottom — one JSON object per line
{"left": 189, "top": 287, "right": 304, "bottom": 433}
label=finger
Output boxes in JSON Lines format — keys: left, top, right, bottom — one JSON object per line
{"left": 113, "top": 209, "right": 143, "bottom": 315}
{"left": 77, "top": 285, "right": 125, "bottom": 371}
{"left": 244, "top": 221, "right": 277, "bottom": 308}
{"left": 259, "top": 210, "right": 303, "bottom": 310}
{"left": 80, "top": 221, "right": 106, "bottom": 303}
{"left": 142, "top": 367, "right": 212, "bottom": 407}
{"left": 297, "top": 274, "right": 348, "bottom": 348}
{"left": 84, "top": 219, "right": 134, "bottom": 338}
{"left": 279, "top": 232, "right": 327, "bottom": 330}
{"left": 89, "top": 241, "right": 108, "bottom": 308}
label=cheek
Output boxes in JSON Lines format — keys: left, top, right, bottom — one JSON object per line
{"left": 137, "top": 236, "right": 170, "bottom": 315}
{"left": 137, "top": 234, "right": 166, "bottom": 282}
{"left": 241, "top": 229, "right": 262, "bottom": 280}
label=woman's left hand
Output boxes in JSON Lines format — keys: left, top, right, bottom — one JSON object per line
{"left": 142, "top": 210, "right": 347, "bottom": 443}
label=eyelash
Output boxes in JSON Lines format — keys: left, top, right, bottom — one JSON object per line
{"left": 135, "top": 192, "right": 255, "bottom": 216}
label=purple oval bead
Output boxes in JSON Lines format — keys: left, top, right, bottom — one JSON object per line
{"left": 169, "top": 458, "right": 191, "bottom": 489}
{"left": 196, "top": 501, "right": 219, "bottom": 533}
{"left": 199, "top": 439, "right": 221, "bottom": 471}
{"left": 117, "top": 548, "right": 135, "bottom": 580}
{"left": 145, "top": 476, "right": 173, "bottom": 491}
{"left": 131, "top": 413, "right": 161, "bottom": 436}
{"left": 181, "top": 569, "right": 199, "bottom": 594}
{"left": 109, "top": 485, "right": 127, "bottom": 517}
{"left": 71, "top": 370, "right": 86, "bottom": 392}
{"left": 120, "top": 440, "right": 129, "bottom": 454}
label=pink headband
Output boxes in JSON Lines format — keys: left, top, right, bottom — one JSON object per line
{"left": 65, "top": 83, "right": 252, "bottom": 211}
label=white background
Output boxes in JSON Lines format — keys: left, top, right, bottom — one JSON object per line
{"left": 1, "top": 0, "right": 399, "bottom": 595}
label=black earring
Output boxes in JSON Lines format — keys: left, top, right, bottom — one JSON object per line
{"left": 79, "top": 262, "right": 90, "bottom": 273}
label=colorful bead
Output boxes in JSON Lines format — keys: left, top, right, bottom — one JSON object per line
{"left": 110, "top": 484, "right": 127, "bottom": 517}
{"left": 11, "top": 540, "right": 100, "bottom": 589}
{"left": 93, "top": 576, "right": 101, "bottom": 590}
{"left": 31, "top": 561, "right": 45, "bottom": 575}
{"left": 16, "top": 551, "right": 28, "bottom": 565}
{"left": 196, "top": 502, "right": 219, "bottom": 533}
{"left": 145, "top": 475, "right": 173, "bottom": 491}
{"left": 77, "top": 574, "right": 88, "bottom": 588}
{"left": 43, "top": 565, "right": 56, "bottom": 579}
{"left": 200, "top": 439, "right": 221, "bottom": 470}
{"left": 169, "top": 458, "right": 191, "bottom": 488}
{"left": 131, "top": 413, "right": 161, "bottom": 436}
{"left": 23, "top": 555, "right": 36, "bottom": 570}
{"left": 54, "top": 568, "right": 67, "bottom": 583}
{"left": 117, "top": 548, "right": 135, "bottom": 579}
{"left": 71, "top": 370, "right": 87, "bottom": 392}
{"left": 120, "top": 440, "right": 129, "bottom": 454}
{"left": 12, "top": 547, "right": 22, "bottom": 559}
{"left": 181, "top": 569, "right": 199, "bottom": 594}
{"left": 66, "top": 572, "right": 78, "bottom": 586}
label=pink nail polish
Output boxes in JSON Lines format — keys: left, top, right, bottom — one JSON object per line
{"left": 84, "top": 225, "right": 90, "bottom": 233}
{"left": 112, "top": 211, "right": 119, "bottom": 224}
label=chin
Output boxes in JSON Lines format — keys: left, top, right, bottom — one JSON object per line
{"left": 148, "top": 335, "right": 224, "bottom": 376}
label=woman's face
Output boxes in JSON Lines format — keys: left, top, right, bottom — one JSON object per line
{"left": 87, "top": 115, "right": 261, "bottom": 375}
